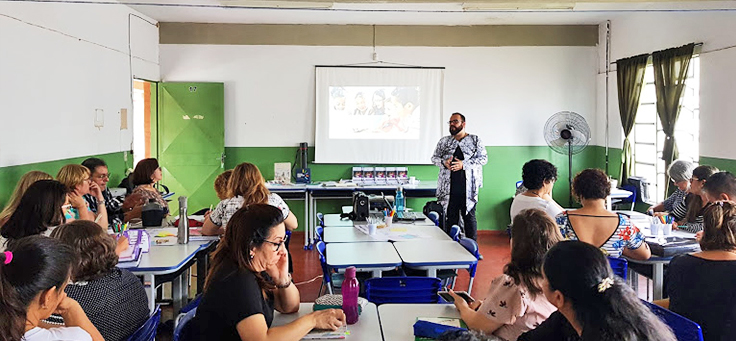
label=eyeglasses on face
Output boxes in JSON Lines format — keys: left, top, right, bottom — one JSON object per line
{"left": 93, "top": 173, "right": 110, "bottom": 179}
{"left": 447, "top": 120, "right": 463, "bottom": 125}
{"left": 263, "top": 234, "right": 289, "bottom": 252}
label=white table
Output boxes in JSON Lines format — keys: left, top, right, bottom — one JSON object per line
{"left": 393, "top": 241, "right": 477, "bottom": 278}
{"left": 128, "top": 240, "right": 215, "bottom": 313}
{"left": 324, "top": 225, "right": 452, "bottom": 243}
{"left": 378, "top": 303, "right": 460, "bottom": 341}
{"left": 323, "top": 213, "right": 354, "bottom": 227}
{"left": 326, "top": 242, "right": 402, "bottom": 277}
{"left": 273, "top": 302, "right": 383, "bottom": 341}
{"left": 608, "top": 188, "right": 634, "bottom": 210}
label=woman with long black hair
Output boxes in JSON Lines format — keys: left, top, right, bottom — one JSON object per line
{"left": 520, "top": 241, "right": 675, "bottom": 341}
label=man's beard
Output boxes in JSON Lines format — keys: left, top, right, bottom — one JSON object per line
{"left": 449, "top": 126, "right": 461, "bottom": 135}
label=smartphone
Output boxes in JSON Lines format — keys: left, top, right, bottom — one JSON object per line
{"left": 438, "top": 291, "right": 475, "bottom": 303}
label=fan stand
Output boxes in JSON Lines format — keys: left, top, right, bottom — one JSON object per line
{"left": 568, "top": 140, "right": 573, "bottom": 207}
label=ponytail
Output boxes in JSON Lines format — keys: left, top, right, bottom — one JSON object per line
{"left": 0, "top": 236, "right": 75, "bottom": 341}
{"left": 0, "top": 251, "right": 27, "bottom": 341}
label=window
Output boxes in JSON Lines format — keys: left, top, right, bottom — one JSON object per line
{"left": 632, "top": 57, "right": 700, "bottom": 203}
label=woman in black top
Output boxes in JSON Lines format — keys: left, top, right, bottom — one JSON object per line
{"left": 193, "top": 204, "right": 345, "bottom": 341}
{"left": 665, "top": 200, "right": 736, "bottom": 341}
{"left": 51, "top": 220, "right": 149, "bottom": 341}
{"left": 520, "top": 241, "right": 675, "bottom": 341}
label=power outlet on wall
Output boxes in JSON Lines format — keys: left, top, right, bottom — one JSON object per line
{"left": 94, "top": 109, "right": 104, "bottom": 129}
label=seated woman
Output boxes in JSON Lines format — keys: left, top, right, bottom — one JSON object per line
{"left": 57, "top": 164, "right": 107, "bottom": 228}
{"left": 556, "top": 169, "right": 650, "bottom": 260}
{"left": 1, "top": 180, "right": 71, "bottom": 249}
{"left": 190, "top": 204, "right": 345, "bottom": 341}
{"left": 670, "top": 165, "right": 719, "bottom": 233}
{"left": 203, "top": 162, "right": 297, "bottom": 236}
{"left": 0, "top": 170, "right": 53, "bottom": 227}
{"left": 649, "top": 160, "right": 694, "bottom": 214}
{"left": 124, "top": 158, "right": 168, "bottom": 220}
{"left": 510, "top": 159, "right": 564, "bottom": 221}
{"left": 214, "top": 169, "right": 233, "bottom": 201}
{"left": 0, "top": 235, "right": 104, "bottom": 341}
{"left": 519, "top": 241, "right": 675, "bottom": 341}
{"left": 449, "top": 208, "right": 561, "bottom": 340}
{"left": 663, "top": 200, "right": 736, "bottom": 341}
{"left": 50, "top": 221, "right": 149, "bottom": 341}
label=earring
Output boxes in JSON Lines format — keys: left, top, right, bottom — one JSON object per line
{"left": 249, "top": 253, "right": 254, "bottom": 259}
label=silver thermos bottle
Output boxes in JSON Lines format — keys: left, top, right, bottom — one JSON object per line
{"left": 178, "top": 196, "right": 189, "bottom": 244}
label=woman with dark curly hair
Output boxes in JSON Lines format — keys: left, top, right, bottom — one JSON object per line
{"left": 51, "top": 221, "right": 149, "bottom": 341}
{"left": 555, "top": 169, "right": 650, "bottom": 260}
{"left": 510, "top": 159, "right": 564, "bottom": 220}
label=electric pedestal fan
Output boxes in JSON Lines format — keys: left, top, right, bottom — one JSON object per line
{"left": 544, "top": 111, "right": 591, "bottom": 206}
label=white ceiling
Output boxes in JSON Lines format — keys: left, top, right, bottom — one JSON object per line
{"left": 111, "top": 0, "right": 736, "bottom": 25}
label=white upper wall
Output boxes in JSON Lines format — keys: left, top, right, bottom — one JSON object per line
{"left": 599, "top": 11, "right": 736, "bottom": 160}
{"left": 160, "top": 44, "right": 598, "bottom": 148}
{"left": 0, "top": 1, "right": 159, "bottom": 167}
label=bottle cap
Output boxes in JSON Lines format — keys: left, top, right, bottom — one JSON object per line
{"left": 345, "top": 266, "right": 356, "bottom": 277}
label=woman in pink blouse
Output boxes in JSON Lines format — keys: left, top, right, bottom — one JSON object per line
{"left": 449, "top": 208, "right": 562, "bottom": 341}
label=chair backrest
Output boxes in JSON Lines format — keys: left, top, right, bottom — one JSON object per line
{"left": 449, "top": 225, "right": 461, "bottom": 241}
{"left": 317, "top": 212, "right": 325, "bottom": 226}
{"left": 458, "top": 237, "right": 479, "bottom": 259}
{"left": 365, "top": 277, "right": 441, "bottom": 305}
{"left": 180, "top": 294, "right": 201, "bottom": 314}
{"left": 607, "top": 256, "right": 628, "bottom": 280}
{"left": 126, "top": 305, "right": 162, "bottom": 341}
{"left": 316, "top": 225, "right": 324, "bottom": 240}
{"left": 515, "top": 180, "right": 523, "bottom": 189}
{"left": 173, "top": 307, "right": 197, "bottom": 341}
{"left": 643, "top": 301, "right": 704, "bottom": 341}
{"left": 622, "top": 184, "right": 638, "bottom": 202}
{"left": 316, "top": 241, "right": 331, "bottom": 276}
{"left": 428, "top": 211, "right": 440, "bottom": 226}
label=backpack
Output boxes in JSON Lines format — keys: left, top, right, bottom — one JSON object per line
{"left": 423, "top": 200, "right": 445, "bottom": 231}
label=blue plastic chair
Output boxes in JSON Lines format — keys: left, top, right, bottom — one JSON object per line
{"left": 317, "top": 212, "right": 325, "bottom": 227}
{"left": 126, "top": 305, "right": 161, "bottom": 341}
{"left": 428, "top": 211, "right": 441, "bottom": 226}
{"left": 608, "top": 257, "right": 628, "bottom": 280}
{"left": 315, "top": 225, "right": 324, "bottom": 242}
{"left": 365, "top": 277, "right": 441, "bottom": 305}
{"left": 180, "top": 294, "right": 201, "bottom": 314}
{"left": 515, "top": 180, "right": 523, "bottom": 189}
{"left": 173, "top": 307, "right": 197, "bottom": 341}
{"left": 449, "top": 225, "right": 461, "bottom": 241}
{"left": 316, "top": 241, "right": 338, "bottom": 295}
{"left": 458, "top": 237, "right": 480, "bottom": 293}
{"left": 643, "top": 301, "right": 704, "bottom": 341}
{"left": 612, "top": 184, "right": 638, "bottom": 211}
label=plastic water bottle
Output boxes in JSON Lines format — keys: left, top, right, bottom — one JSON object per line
{"left": 342, "top": 266, "right": 360, "bottom": 324}
{"left": 395, "top": 186, "right": 405, "bottom": 214}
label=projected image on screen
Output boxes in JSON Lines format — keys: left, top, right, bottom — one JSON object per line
{"left": 329, "top": 86, "right": 420, "bottom": 139}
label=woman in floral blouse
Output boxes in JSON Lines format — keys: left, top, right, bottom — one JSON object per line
{"left": 556, "top": 169, "right": 650, "bottom": 260}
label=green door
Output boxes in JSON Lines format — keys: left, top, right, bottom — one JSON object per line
{"left": 157, "top": 82, "right": 224, "bottom": 215}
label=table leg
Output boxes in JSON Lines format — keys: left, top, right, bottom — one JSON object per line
{"left": 197, "top": 251, "right": 208, "bottom": 295}
{"left": 172, "top": 273, "right": 183, "bottom": 314}
{"left": 427, "top": 268, "right": 437, "bottom": 278}
{"left": 653, "top": 263, "right": 664, "bottom": 300}
{"left": 305, "top": 192, "right": 312, "bottom": 250}
{"left": 304, "top": 190, "right": 310, "bottom": 249}
{"left": 144, "top": 274, "right": 156, "bottom": 313}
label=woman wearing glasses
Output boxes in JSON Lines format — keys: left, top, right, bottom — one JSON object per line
{"left": 188, "top": 204, "right": 345, "bottom": 341}
{"left": 57, "top": 164, "right": 108, "bottom": 228}
{"left": 669, "top": 165, "right": 719, "bottom": 233}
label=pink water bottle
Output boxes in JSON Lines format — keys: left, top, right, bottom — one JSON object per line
{"left": 341, "top": 266, "right": 360, "bottom": 324}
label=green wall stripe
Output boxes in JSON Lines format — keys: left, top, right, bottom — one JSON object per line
{"left": 0, "top": 152, "right": 133, "bottom": 208}
{"left": 700, "top": 156, "right": 736, "bottom": 174}
{"left": 225, "top": 145, "right": 609, "bottom": 231}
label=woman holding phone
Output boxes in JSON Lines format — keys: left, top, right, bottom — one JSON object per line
{"left": 448, "top": 208, "right": 562, "bottom": 340}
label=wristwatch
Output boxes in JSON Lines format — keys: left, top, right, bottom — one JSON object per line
{"left": 276, "top": 274, "right": 292, "bottom": 288}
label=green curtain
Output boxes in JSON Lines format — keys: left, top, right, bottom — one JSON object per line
{"left": 652, "top": 43, "right": 695, "bottom": 195}
{"left": 616, "top": 54, "right": 649, "bottom": 184}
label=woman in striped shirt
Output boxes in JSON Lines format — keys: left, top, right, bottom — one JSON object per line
{"left": 556, "top": 169, "right": 650, "bottom": 260}
{"left": 671, "top": 165, "right": 718, "bottom": 233}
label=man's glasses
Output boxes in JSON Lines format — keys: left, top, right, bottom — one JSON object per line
{"left": 447, "top": 120, "right": 463, "bottom": 125}
{"left": 264, "top": 234, "right": 289, "bottom": 252}
{"left": 93, "top": 174, "right": 110, "bottom": 179}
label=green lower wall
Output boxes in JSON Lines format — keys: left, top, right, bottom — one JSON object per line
{"left": 700, "top": 156, "right": 736, "bottom": 174}
{"left": 0, "top": 145, "right": 645, "bottom": 232}
{"left": 0, "top": 152, "right": 133, "bottom": 208}
{"left": 225, "top": 145, "right": 611, "bottom": 231}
